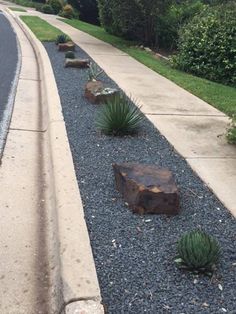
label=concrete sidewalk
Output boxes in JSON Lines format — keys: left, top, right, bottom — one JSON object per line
{"left": 18, "top": 11, "right": 236, "bottom": 217}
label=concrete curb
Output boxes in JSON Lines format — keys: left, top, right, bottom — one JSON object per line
{"left": 8, "top": 10, "right": 103, "bottom": 313}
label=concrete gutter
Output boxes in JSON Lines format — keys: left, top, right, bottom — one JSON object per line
{"left": 6, "top": 9, "right": 103, "bottom": 314}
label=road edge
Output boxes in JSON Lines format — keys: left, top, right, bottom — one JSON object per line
{"left": 8, "top": 10, "right": 103, "bottom": 313}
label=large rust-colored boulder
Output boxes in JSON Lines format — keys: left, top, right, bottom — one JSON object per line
{"left": 58, "top": 42, "right": 75, "bottom": 52}
{"left": 113, "top": 163, "right": 180, "bottom": 215}
{"left": 65, "top": 58, "right": 90, "bottom": 68}
{"left": 85, "top": 81, "right": 119, "bottom": 104}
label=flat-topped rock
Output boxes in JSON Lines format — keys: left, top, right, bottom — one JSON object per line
{"left": 65, "top": 58, "right": 90, "bottom": 68}
{"left": 58, "top": 42, "right": 75, "bottom": 51}
{"left": 85, "top": 80, "right": 119, "bottom": 104}
{"left": 113, "top": 163, "right": 180, "bottom": 215}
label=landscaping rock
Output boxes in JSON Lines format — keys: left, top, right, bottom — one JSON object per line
{"left": 58, "top": 42, "right": 75, "bottom": 51}
{"left": 113, "top": 163, "right": 180, "bottom": 215}
{"left": 85, "top": 81, "right": 119, "bottom": 104}
{"left": 65, "top": 58, "right": 90, "bottom": 68}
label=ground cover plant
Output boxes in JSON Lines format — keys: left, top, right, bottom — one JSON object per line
{"left": 20, "top": 16, "right": 69, "bottom": 42}
{"left": 60, "top": 18, "right": 236, "bottom": 116}
{"left": 65, "top": 51, "right": 75, "bottom": 59}
{"left": 44, "top": 41, "right": 236, "bottom": 313}
{"left": 8, "top": 0, "right": 44, "bottom": 11}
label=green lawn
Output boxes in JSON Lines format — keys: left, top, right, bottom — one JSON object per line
{"left": 20, "top": 16, "right": 68, "bottom": 42}
{"left": 60, "top": 18, "right": 236, "bottom": 115}
{"left": 9, "top": 6, "right": 27, "bottom": 12}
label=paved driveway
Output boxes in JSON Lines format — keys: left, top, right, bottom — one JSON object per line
{"left": 0, "top": 11, "right": 19, "bottom": 157}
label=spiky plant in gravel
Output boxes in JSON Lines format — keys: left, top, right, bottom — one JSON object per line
{"left": 175, "top": 230, "right": 220, "bottom": 273}
{"left": 87, "top": 62, "right": 104, "bottom": 81}
{"left": 96, "top": 94, "right": 143, "bottom": 136}
{"left": 55, "top": 34, "right": 68, "bottom": 45}
{"left": 65, "top": 51, "right": 75, "bottom": 59}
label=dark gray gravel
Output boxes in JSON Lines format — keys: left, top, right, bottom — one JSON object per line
{"left": 45, "top": 42, "right": 236, "bottom": 314}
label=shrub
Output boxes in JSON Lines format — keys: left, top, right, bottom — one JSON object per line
{"left": 172, "top": 3, "right": 236, "bottom": 86}
{"left": 41, "top": 4, "right": 54, "bottom": 14}
{"left": 65, "top": 51, "right": 75, "bottom": 59}
{"left": 227, "top": 113, "right": 236, "bottom": 144}
{"left": 48, "top": 0, "right": 62, "bottom": 14}
{"left": 87, "top": 63, "right": 104, "bottom": 81}
{"left": 157, "top": 0, "right": 205, "bottom": 50}
{"left": 55, "top": 34, "right": 68, "bottom": 44}
{"left": 96, "top": 93, "right": 143, "bottom": 136}
{"left": 59, "top": 4, "right": 75, "bottom": 19}
{"left": 175, "top": 230, "right": 220, "bottom": 273}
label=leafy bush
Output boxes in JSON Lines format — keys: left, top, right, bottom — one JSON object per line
{"left": 96, "top": 93, "right": 143, "bottom": 136}
{"left": 227, "top": 113, "right": 236, "bottom": 144}
{"left": 172, "top": 3, "right": 236, "bottom": 86}
{"left": 48, "top": 0, "right": 62, "bottom": 14}
{"left": 175, "top": 230, "right": 220, "bottom": 273}
{"left": 55, "top": 34, "right": 68, "bottom": 44}
{"left": 87, "top": 63, "right": 104, "bottom": 81}
{"left": 59, "top": 4, "right": 75, "bottom": 19}
{"left": 157, "top": 0, "right": 205, "bottom": 50}
{"left": 65, "top": 51, "right": 75, "bottom": 59}
{"left": 41, "top": 4, "right": 54, "bottom": 14}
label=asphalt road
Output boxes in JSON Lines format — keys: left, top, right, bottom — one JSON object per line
{"left": 0, "top": 11, "right": 19, "bottom": 158}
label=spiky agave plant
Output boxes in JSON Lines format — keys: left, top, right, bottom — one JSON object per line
{"left": 87, "top": 62, "right": 104, "bottom": 81}
{"left": 56, "top": 34, "right": 68, "bottom": 45}
{"left": 65, "top": 51, "right": 75, "bottom": 59}
{"left": 175, "top": 230, "right": 220, "bottom": 273}
{"left": 96, "top": 93, "right": 143, "bottom": 136}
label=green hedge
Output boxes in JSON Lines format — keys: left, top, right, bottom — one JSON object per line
{"left": 172, "top": 3, "right": 236, "bottom": 86}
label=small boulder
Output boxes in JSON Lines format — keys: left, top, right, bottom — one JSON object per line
{"left": 58, "top": 42, "right": 75, "bottom": 52}
{"left": 113, "top": 163, "right": 180, "bottom": 215}
{"left": 65, "top": 58, "right": 90, "bottom": 68}
{"left": 85, "top": 81, "right": 119, "bottom": 104}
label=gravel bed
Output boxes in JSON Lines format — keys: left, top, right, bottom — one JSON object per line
{"left": 45, "top": 42, "right": 236, "bottom": 314}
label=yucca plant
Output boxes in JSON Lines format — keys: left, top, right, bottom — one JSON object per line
{"left": 87, "top": 62, "right": 104, "bottom": 81}
{"left": 175, "top": 230, "right": 220, "bottom": 273}
{"left": 55, "top": 34, "right": 68, "bottom": 45}
{"left": 65, "top": 51, "right": 75, "bottom": 59}
{"left": 96, "top": 94, "right": 143, "bottom": 136}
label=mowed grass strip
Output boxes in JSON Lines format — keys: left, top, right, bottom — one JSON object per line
{"left": 9, "top": 6, "right": 27, "bottom": 12}
{"left": 60, "top": 18, "right": 236, "bottom": 115}
{"left": 20, "top": 16, "right": 68, "bottom": 42}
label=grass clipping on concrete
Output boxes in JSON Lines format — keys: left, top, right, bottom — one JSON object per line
{"left": 60, "top": 18, "right": 236, "bottom": 116}
{"left": 20, "top": 16, "right": 68, "bottom": 42}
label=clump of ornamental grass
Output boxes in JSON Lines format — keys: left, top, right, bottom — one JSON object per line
{"left": 55, "top": 34, "right": 68, "bottom": 45}
{"left": 65, "top": 51, "right": 75, "bottom": 59}
{"left": 96, "top": 93, "right": 143, "bottom": 136}
{"left": 87, "top": 62, "right": 104, "bottom": 81}
{"left": 175, "top": 230, "right": 220, "bottom": 274}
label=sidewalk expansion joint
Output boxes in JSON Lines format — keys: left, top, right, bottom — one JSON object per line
{"left": 186, "top": 156, "right": 236, "bottom": 160}
{"left": 145, "top": 112, "right": 226, "bottom": 117}
{"left": 9, "top": 127, "right": 47, "bottom": 133}
{"left": 19, "top": 77, "right": 41, "bottom": 82}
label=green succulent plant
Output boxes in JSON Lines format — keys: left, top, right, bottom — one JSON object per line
{"left": 96, "top": 93, "right": 143, "bottom": 136}
{"left": 175, "top": 230, "right": 220, "bottom": 273}
{"left": 65, "top": 51, "right": 75, "bottom": 59}
{"left": 87, "top": 62, "right": 104, "bottom": 81}
{"left": 55, "top": 34, "right": 68, "bottom": 45}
